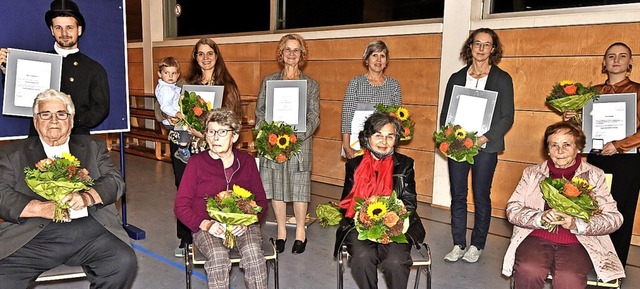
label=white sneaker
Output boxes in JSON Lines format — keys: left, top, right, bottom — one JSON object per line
{"left": 444, "top": 245, "right": 466, "bottom": 262}
{"left": 174, "top": 246, "right": 185, "bottom": 258}
{"left": 461, "top": 245, "right": 482, "bottom": 263}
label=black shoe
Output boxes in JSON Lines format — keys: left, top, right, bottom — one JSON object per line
{"left": 275, "top": 239, "right": 286, "bottom": 253}
{"left": 291, "top": 239, "right": 307, "bottom": 254}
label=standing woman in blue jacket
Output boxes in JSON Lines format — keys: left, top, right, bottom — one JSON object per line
{"left": 439, "top": 28, "right": 515, "bottom": 263}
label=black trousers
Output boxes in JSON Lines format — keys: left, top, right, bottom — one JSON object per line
{"left": 588, "top": 153, "right": 640, "bottom": 266}
{"left": 345, "top": 230, "right": 412, "bottom": 289}
{"left": 0, "top": 217, "right": 137, "bottom": 289}
{"left": 170, "top": 141, "right": 192, "bottom": 245}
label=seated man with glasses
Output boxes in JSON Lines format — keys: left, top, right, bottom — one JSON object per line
{"left": 0, "top": 89, "right": 137, "bottom": 288}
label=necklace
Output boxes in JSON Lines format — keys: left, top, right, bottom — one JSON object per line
{"left": 468, "top": 65, "right": 490, "bottom": 78}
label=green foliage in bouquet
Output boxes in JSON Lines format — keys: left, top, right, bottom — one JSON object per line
{"left": 375, "top": 104, "right": 414, "bottom": 141}
{"left": 179, "top": 90, "right": 212, "bottom": 133}
{"left": 206, "top": 185, "right": 262, "bottom": 248}
{"left": 253, "top": 121, "right": 301, "bottom": 163}
{"left": 315, "top": 201, "right": 343, "bottom": 227}
{"left": 354, "top": 191, "right": 410, "bottom": 244}
{"left": 540, "top": 177, "right": 600, "bottom": 232}
{"left": 433, "top": 124, "right": 480, "bottom": 164}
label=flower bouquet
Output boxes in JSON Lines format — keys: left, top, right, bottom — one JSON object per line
{"left": 206, "top": 185, "right": 263, "bottom": 248}
{"left": 433, "top": 124, "right": 480, "bottom": 164}
{"left": 253, "top": 121, "right": 301, "bottom": 163}
{"left": 375, "top": 104, "right": 414, "bottom": 141}
{"left": 539, "top": 177, "right": 600, "bottom": 233}
{"left": 315, "top": 201, "right": 343, "bottom": 227}
{"left": 353, "top": 192, "right": 410, "bottom": 244}
{"left": 546, "top": 80, "right": 599, "bottom": 123}
{"left": 179, "top": 90, "right": 212, "bottom": 133}
{"left": 24, "top": 153, "right": 94, "bottom": 222}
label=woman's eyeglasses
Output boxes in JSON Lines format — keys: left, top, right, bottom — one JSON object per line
{"left": 206, "top": 129, "right": 232, "bottom": 137}
{"left": 196, "top": 51, "right": 215, "bottom": 58}
{"left": 37, "top": 110, "right": 70, "bottom": 120}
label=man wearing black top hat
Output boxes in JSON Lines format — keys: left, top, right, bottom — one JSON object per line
{"left": 0, "top": 0, "right": 109, "bottom": 135}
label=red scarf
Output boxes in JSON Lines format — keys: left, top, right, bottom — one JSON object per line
{"left": 339, "top": 150, "right": 394, "bottom": 217}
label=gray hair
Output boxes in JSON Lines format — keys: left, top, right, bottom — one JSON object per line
{"left": 205, "top": 109, "right": 242, "bottom": 134}
{"left": 362, "top": 40, "right": 389, "bottom": 64}
{"left": 32, "top": 89, "right": 76, "bottom": 116}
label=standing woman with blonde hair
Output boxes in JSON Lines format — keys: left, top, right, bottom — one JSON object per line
{"left": 564, "top": 42, "right": 640, "bottom": 267}
{"left": 341, "top": 40, "right": 402, "bottom": 159}
{"left": 255, "top": 34, "right": 320, "bottom": 254}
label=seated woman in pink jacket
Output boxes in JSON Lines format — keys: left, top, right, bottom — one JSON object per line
{"left": 501, "top": 121, "right": 624, "bottom": 289}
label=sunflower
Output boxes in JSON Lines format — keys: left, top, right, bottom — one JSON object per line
{"left": 276, "top": 134, "right": 290, "bottom": 149}
{"left": 366, "top": 201, "right": 387, "bottom": 221}
{"left": 454, "top": 128, "right": 467, "bottom": 140}
{"left": 559, "top": 80, "right": 574, "bottom": 86}
{"left": 395, "top": 107, "right": 409, "bottom": 121}
{"left": 572, "top": 177, "right": 593, "bottom": 191}
{"left": 232, "top": 185, "right": 252, "bottom": 199}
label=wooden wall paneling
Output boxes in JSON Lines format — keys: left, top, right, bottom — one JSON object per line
{"left": 501, "top": 111, "right": 557, "bottom": 164}
{"left": 400, "top": 105, "right": 437, "bottom": 151}
{"left": 396, "top": 148, "right": 434, "bottom": 204}
{"left": 311, "top": 138, "right": 346, "bottom": 186}
{"left": 386, "top": 59, "right": 440, "bottom": 106}
{"left": 308, "top": 34, "right": 442, "bottom": 60}
{"left": 226, "top": 62, "right": 262, "bottom": 99}
{"left": 315, "top": 100, "right": 343, "bottom": 140}
{"left": 305, "top": 60, "right": 371, "bottom": 101}
{"left": 127, "top": 48, "right": 144, "bottom": 92}
{"left": 498, "top": 23, "right": 640, "bottom": 57}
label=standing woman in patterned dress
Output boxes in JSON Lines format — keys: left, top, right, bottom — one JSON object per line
{"left": 341, "top": 40, "right": 402, "bottom": 159}
{"left": 255, "top": 34, "right": 320, "bottom": 254}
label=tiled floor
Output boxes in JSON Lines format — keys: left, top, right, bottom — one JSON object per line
{"left": 29, "top": 152, "right": 639, "bottom": 289}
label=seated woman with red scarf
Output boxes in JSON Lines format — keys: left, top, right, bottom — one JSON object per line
{"left": 333, "top": 112, "right": 425, "bottom": 289}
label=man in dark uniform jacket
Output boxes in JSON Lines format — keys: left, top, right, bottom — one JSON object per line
{"left": 0, "top": 0, "right": 109, "bottom": 135}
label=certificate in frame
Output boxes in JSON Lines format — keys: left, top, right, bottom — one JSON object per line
{"left": 582, "top": 93, "right": 637, "bottom": 154}
{"left": 444, "top": 85, "right": 498, "bottom": 135}
{"left": 265, "top": 80, "right": 308, "bottom": 132}
{"left": 2, "top": 48, "right": 62, "bottom": 117}
{"left": 342, "top": 103, "right": 376, "bottom": 157}
{"left": 181, "top": 85, "right": 224, "bottom": 109}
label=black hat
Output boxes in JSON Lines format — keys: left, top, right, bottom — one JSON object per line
{"left": 44, "top": 0, "right": 86, "bottom": 31}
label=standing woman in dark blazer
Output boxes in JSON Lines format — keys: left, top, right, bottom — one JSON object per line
{"left": 439, "top": 28, "right": 515, "bottom": 263}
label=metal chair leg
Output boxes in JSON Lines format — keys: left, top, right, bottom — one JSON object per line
{"left": 184, "top": 244, "right": 192, "bottom": 289}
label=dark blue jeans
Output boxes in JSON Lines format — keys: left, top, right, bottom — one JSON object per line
{"left": 448, "top": 150, "right": 498, "bottom": 250}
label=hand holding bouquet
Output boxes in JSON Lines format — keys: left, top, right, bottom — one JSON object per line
{"left": 375, "top": 104, "right": 414, "bottom": 141}
{"left": 354, "top": 192, "right": 410, "bottom": 244}
{"left": 179, "top": 90, "right": 212, "bottom": 133}
{"left": 24, "top": 153, "right": 94, "bottom": 222}
{"left": 546, "top": 80, "right": 599, "bottom": 123}
{"left": 434, "top": 124, "right": 480, "bottom": 164}
{"left": 539, "top": 177, "right": 600, "bottom": 233}
{"left": 254, "top": 121, "right": 301, "bottom": 163}
{"left": 206, "top": 185, "right": 262, "bottom": 248}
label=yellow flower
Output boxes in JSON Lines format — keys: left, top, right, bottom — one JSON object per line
{"left": 206, "top": 101, "right": 213, "bottom": 110}
{"left": 366, "top": 201, "right": 387, "bottom": 221}
{"left": 454, "top": 128, "right": 467, "bottom": 140}
{"left": 559, "top": 80, "right": 574, "bottom": 86}
{"left": 395, "top": 107, "right": 409, "bottom": 121}
{"left": 232, "top": 185, "right": 252, "bottom": 199}
{"left": 572, "top": 177, "right": 593, "bottom": 190}
{"left": 276, "top": 134, "right": 290, "bottom": 149}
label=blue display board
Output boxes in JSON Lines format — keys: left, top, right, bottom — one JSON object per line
{"left": 0, "top": 0, "right": 129, "bottom": 140}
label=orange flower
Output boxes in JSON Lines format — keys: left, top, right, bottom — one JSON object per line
{"left": 439, "top": 142, "right": 449, "bottom": 153}
{"left": 276, "top": 154, "right": 287, "bottom": 163}
{"left": 444, "top": 127, "right": 453, "bottom": 137}
{"left": 198, "top": 97, "right": 206, "bottom": 104}
{"left": 562, "top": 84, "right": 577, "bottom": 95}
{"left": 383, "top": 211, "right": 400, "bottom": 228}
{"left": 289, "top": 134, "right": 297, "bottom": 143}
{"left": 268, "top": 134, "right": 278, "bottom": 146}
{"left": 389, "top": 112, "right": 396, "bottom": 118}
{"left": 193, "top": 106, "right": 203, "bottom": 116}
{"left": 463, "top": 138, "right": 474, "bottom": 148}
{"left": 216, "top": 190, "right": 232, "bottom": 201}
{"left": 562, "top": 183, "right": 581, "bottom": 197}
{"left": 403, "top": 127, "right": 410, "bottom": 137}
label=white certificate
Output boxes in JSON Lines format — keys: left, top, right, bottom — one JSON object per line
{"left": 14, "top": 59, "right": 52, "bottom": 108}
{"left": 591, "top": 102, "right": 626, "bottom": 143}
{"left": 272, "top": 87, "right": 300, "bottom": 124}
{"left": 349, "top": 108, "right": 375, "bottom": 151}
{"left": 453, "top": 94, "right": 489, "bottom": 135}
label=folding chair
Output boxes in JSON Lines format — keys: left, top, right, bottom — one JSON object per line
{"left": 336, "top": 242, "right": 432, "bottom": 289}
{"left": 184, "top": 236, "right": 279, "bottom": 289}
{"left": 35, "top": 265, "right": 86, "bottom": 282}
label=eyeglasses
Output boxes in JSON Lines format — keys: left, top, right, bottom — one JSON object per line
{"left": 206, "top": 128, "right": 232, "bottom": 138}
{"left": 283, "top": 48, "right": 301, "bottom": 55}
{"left": 472, "top": 41, "right": 493, "bottom": 50}
{"left": 372, "top": 133, "right": 396, "bottom": 143}
{"left": 196, "top": 51, "right": 215, "bottom": 58}
{"left": 37, "top": 110, "right": 70, "bottom": 120}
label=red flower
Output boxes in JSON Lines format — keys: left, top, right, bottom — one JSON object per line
{"left": 439, "top": 142, "right": 449, "bottom": 153}
{"left": 562, "top": 84, "right": 577, "bottom": 95}
{"left": 193, "top": 106, "right": 203, "bottom": 116}
{"left": 289, "top": 134, "right": 297, "bottom": 143}
{"left": 268, "top": 134, "right": 278, "bottom": 146}
{"left": 276, "top": 154, "right": 287, "bottom": 163}
{"left": 463, "top": 138, "right": 474, "bottom": 148}
{"left": 402, "top": 127, "right": 410, "bottom": 137}
{"left": 444, "top": 127, "right": 453, "bottom": 137}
